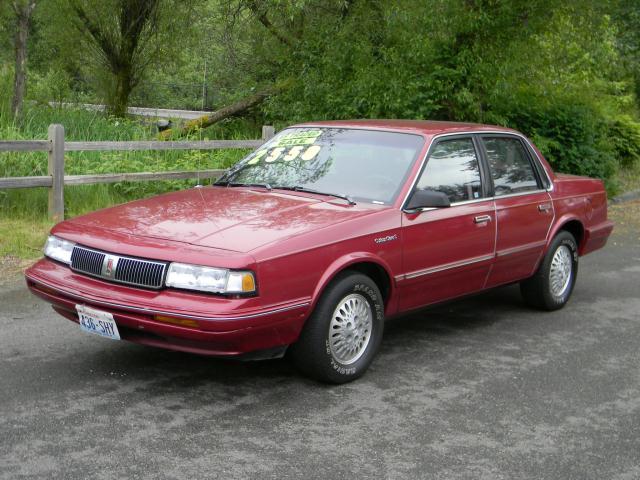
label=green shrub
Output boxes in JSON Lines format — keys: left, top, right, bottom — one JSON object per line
{"left": 608, "top": 115, "right": 640, "bottom": 168}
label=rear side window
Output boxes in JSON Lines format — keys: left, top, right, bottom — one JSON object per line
{"left": 416, "top": 138, "right": 482, "bottom": 203}
{"left": 482, "top": 137, "right": 540, "bottom": 196}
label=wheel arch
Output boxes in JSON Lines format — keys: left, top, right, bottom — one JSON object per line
{"left": 310, "top": 254, "right": 395, "bottom": 314}
{"left": 548, "top": 216, "right": 585, "bottom": 254}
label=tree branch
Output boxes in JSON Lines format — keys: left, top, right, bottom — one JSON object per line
{"left": 245, "top": 1, "right": 293, "bottom": 48}
{"left": 159, "top": 81, "right": 290, "bottom": 139}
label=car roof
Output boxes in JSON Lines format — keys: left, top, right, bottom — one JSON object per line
{"left": 293, "top": 119, "right": 519, "bottom": 136}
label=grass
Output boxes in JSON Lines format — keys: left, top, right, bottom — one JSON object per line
{"left": 0, "top": 217, "right": 52, "bottom": 259}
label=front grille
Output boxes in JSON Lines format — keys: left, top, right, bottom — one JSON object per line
{"left": 114, "top": 257, "right": 166, "bottom": 288}
{"left": 70, "top": 246, "right": 168, "bottom": 289}
{"left": 70, "top": 247, "right": 105, "bottom": 276}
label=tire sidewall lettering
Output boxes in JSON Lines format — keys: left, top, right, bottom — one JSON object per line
{"left": 353, "top": 283, "right": 383, "bottom": 321}
{"left": 558, "top": 238, "right": 578, "bottom": 261}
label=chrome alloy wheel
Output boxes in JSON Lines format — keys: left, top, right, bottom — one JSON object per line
{"left": 328, "top": 293, "right": 373, "bottom": 365}
{"left": 549, "top": 245, "right": 573, "bottom": 297}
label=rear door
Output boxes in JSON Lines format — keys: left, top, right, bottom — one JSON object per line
{"left": 479, "top": 135, "right": 554, "bottom": 287}
{"left": 399, "top": 136, "right": 496, "bottom": 311}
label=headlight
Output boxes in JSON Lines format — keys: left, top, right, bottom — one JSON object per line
{"left": 44, "top": 236, "right": 76, "bottom": 265}
{"left": 165, "top": 262, "right": 256, "bottom": 294}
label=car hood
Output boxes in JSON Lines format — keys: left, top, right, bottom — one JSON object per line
{"left": 62, "top": 186, "right": 380, "bottom": 253}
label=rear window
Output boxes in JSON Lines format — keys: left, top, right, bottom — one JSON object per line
{"left": 482, "top": 137, "right": 540, "bottom": 196}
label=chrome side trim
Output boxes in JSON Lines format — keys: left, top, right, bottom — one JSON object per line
{"left": 450, "top": 197, "right": 496, "bottom": 207}
{"left": 490, "top": 189, "right": 549, "bottom": 201}
{"left": 496, "top": 240, "right": 547, "bottom": 258}
{"left": 398, "top": 254, "right": 494, "bottom": 281}
{"left": 29, "top": 277, "right": 310, "bottom": 322}
{"left": 446, "top": 189, "right": 549, "bottom": 208}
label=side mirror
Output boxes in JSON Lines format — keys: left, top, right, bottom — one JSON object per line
{"left": 405, "top": 189, "right": 450, "bottom": 211}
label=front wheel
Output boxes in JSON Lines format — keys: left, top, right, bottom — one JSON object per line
{"left": 520, "top": 231, "right": 579, "bottom": 311}
{"left": 290, "top": 272, "right": 385, "bottom": 383}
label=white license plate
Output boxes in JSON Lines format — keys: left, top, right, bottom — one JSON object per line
{"left": 76, "top": 305, "right": 121, "bottom": 340}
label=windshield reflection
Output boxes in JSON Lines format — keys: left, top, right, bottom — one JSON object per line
{"left": 221, "top": 128, "right": 425, "bottom": 204}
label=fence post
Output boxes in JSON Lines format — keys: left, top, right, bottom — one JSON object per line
{"left": 262, "top": 125, "right": 275, "bottom": 141}
{"left": 48, "top": 124, "right": 65, "bottom": 222}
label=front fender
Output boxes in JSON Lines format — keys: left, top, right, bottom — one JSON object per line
{"left": 309, "top": 252, "right": 397, "bottom": 315}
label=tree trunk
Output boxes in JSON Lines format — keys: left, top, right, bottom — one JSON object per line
{"left": 109, "top": 68, "right": 134, "bottom": 117}
{"left": 11, "top": 2, "right": 35, "bottom": 118}
{"left": 159, "top": 86, "right": 280, "bottom": 139}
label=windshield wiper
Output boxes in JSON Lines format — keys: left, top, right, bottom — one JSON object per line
{"left": 275, "top": 186, "right": 356, "bottom": 205}
{"left": 214, "top": 181, "right": 272, "bottom": 191}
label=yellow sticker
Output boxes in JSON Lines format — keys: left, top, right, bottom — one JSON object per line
{"left": 247, "top": 149, "right": 268, "bottom": 165}
{"left": 274, "top": 129, "right": 322, "bottom": 147}
{"left": 301, "top": 145, "right": 321, "bottom": 161}
{"left": 283, "top": 146, "right": 303, "bottom": 161}
{"left": 265, "top": 147, "right": 285, "bottom": 163}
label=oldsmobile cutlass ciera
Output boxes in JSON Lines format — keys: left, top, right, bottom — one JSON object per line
{"left": 25, "top": 120, "right": 614, "bottom": 383}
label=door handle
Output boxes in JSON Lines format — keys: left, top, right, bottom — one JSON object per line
{"left": 474, "top": 215, "right": 492, "bottom": 224}
{"left": 538, "top": 203, "right": 552, "bottom": 212}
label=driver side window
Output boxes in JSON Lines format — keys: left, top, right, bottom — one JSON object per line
{"left": 416, "top": 138, "right": 483, "bottom": 203}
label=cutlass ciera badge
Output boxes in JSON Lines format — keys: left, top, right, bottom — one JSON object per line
{"left": 374, "top": 234, "right": 398, "bottom": 244}
{"left": 101, "top": 255, "right": 118, "bottom": 278}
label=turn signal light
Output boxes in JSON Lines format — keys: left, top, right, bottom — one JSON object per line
{"left": 154, "top": 315, "right": 199, "bottom": 328}
{"left": 242, "top": 273, "right": 256, "bottom": 292}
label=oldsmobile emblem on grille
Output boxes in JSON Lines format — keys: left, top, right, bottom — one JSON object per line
{"left": 101, "top": 255, "right": 118, "bottom": 278}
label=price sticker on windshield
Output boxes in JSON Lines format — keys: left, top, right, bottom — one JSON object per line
{"left": 274, "top": 129, "right": 322, "bottom": 147}
{"left": 245, "top": 144, "right": 321, "bottom": 165}
{"left": 265, "top": 147, "right": 286, "bottom": 163}
{"left": 283, "top": 146, "right": 303, "bottom": 161}
{"left": 247, "top": 149, "right": 268, "bottom": 165}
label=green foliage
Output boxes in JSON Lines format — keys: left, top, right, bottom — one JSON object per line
{"left": 608, "top": 115, "right": 640, "bottom": 168}
{"left": 506, "top": 102, "right": 617, "bottom": 183}
{"left": 28, "top": 69, "right": 75, "bottom": 105}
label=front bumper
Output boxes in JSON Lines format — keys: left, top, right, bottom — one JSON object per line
{"left": 25, "top": 258, "right": 310, "bottom": 357}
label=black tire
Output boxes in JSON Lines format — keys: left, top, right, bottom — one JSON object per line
{"left": 290, "top": 271, "right": 385, "bottom": 384}
{"left": 520, "top": 231, "right": 579, "bottom": 311}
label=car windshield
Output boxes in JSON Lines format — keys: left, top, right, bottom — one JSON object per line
{"left": 219, "top": 127, "right": 425, "bottom": 204}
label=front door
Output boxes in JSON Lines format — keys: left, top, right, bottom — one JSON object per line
{"left": 399, "top": 136, "right": 496, "bottom": 312}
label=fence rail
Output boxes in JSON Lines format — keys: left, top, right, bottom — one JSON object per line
{"left": 0, "top": 124, "right": 275, "bottom": 222}
{"left": 0, "top": 141, "right": 50, "bottom": 152}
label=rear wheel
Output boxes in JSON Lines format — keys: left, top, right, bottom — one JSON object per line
{"left": 291, "top": 272, "right": 384, "bottom": 383}
{"left": 520, "top": 231, "right": 578, "bottom": 310}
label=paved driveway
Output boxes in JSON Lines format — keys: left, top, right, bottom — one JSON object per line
{"left": 1, "top": 209, "right": 639, "bottom": 479}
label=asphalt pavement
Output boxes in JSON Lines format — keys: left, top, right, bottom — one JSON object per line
{"left": 1, "top": 224, "right": 639, "bottom": 479}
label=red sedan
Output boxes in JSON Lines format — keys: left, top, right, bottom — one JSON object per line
{"left": 25, "top": 120, "right": 614, "bottom": 383}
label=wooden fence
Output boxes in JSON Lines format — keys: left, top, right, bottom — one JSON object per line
{"left": 0, "top": 124, "right": 275, "bottom": 222}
